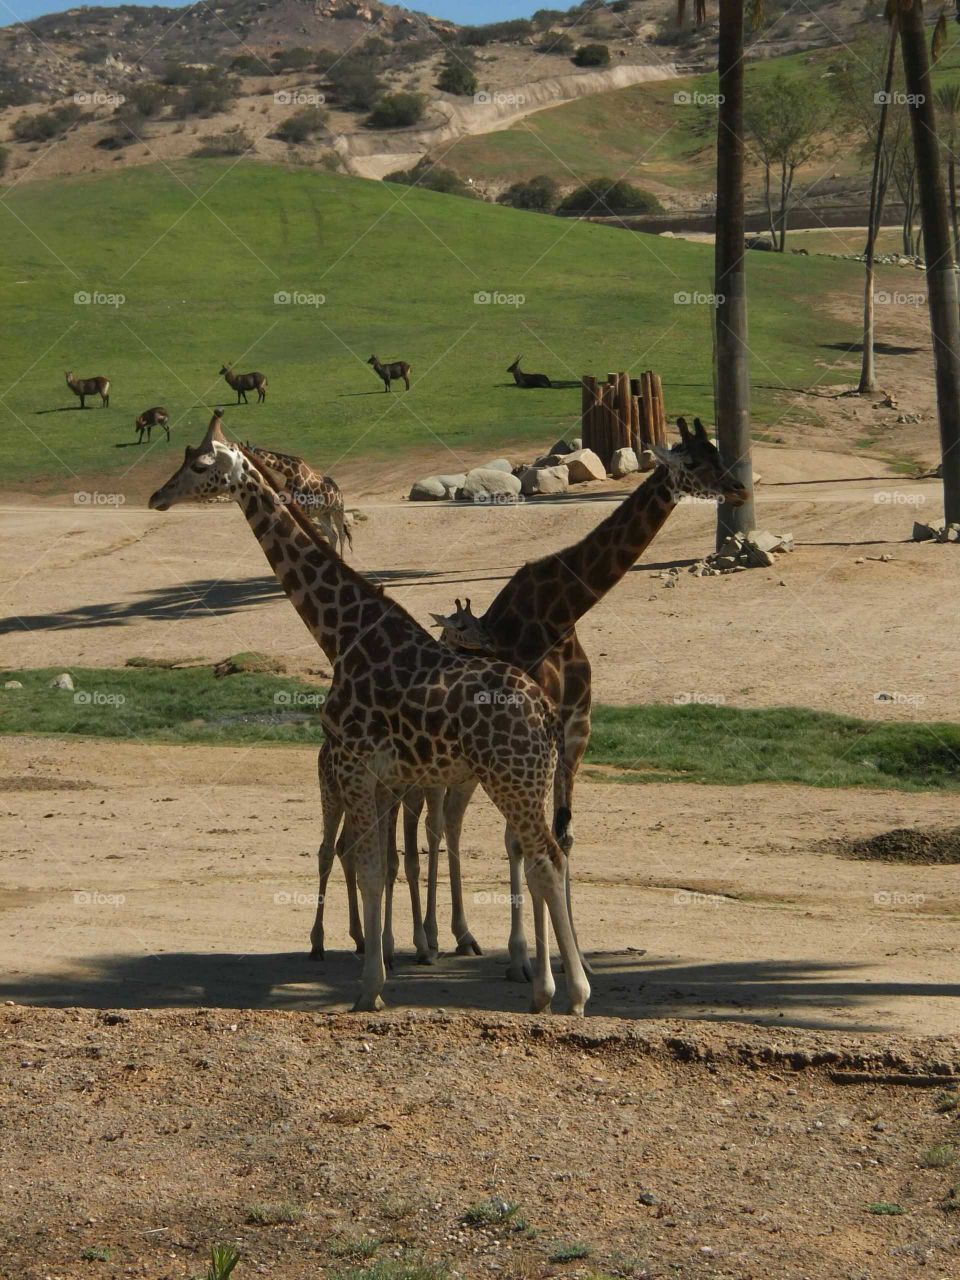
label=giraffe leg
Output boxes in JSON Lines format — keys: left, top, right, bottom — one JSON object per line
{"left": 382, "top": 798, "right": 400, "bottom": 971}
{"left": 527, "top": 871, "right": 556, "bottom": 1013}
{"left": 444, "top": 782, "right": 482, "bottom": 955}
{"left": 522, "top": 829, "right": 589, "bottom": 1015}
{"left": 402, "top": 789, "right": 431, "bottom": 963}
{"left": 311, "top": 746, "right": 344, "bottom": 960}
{"left": 340, "top": 779, "right": 387, "bottom": 1013}
{"left": 504, "top": 828, "right": 532, "bottom": 982}
{"left": 423, "top": 787, "right": 442, "bottom": 956}
{"left": 341, "top": 829, "right": 364, "bottom": 953}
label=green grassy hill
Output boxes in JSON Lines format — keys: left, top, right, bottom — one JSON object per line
{"left": 0, "top": 161, "right": 864, "bottom": 495}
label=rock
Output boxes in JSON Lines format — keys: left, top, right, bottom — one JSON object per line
{"left": 532, "top": 451, "right": 568, "bottom": 468}
{"left": 3, "top": 680, "right": 23, "bottom": 689}
{"left": 457, "top": 467, "right": 522, "bottom": 503}
{"left": 519, "top": 464, "right": 569, "bottom": 496}
{"left": 569, "top": 437, "right": 582, "bottom": 451}
{"left": 717, "top": 533, "right": 745, "bottom": 558}
{"left": 913, "top": 520, "right": 944, "bottom": 542}
{"left": 610, "top": 447, "right": 639, "bottom": 478}
{"left": 563, "top": 448, "right": 606, "bottom": 484}
{"left": 941, "top": 522, "right": 960, "bottom": 543}
{"left": 547, "top": 438, "right": 576, "bottom": 456}
{"left": 639, "top": 448, "right": 656, "bottom": 471}
{"left": 712, "top": 554, "right": 739, "bottom": 570}
{"left": 49, "top": 673, "right": 74, "bottom": 691}
{"left": 480, "top": 458, "right": 513, "bottom": 473}
{"left": 743, "top": 542, "right": 775, "bottom": 568}
{"left": 753, "top": 472, "right": 762, "bottom": 486}
{"left": 746, "top": 529, "right": 782, "bottom": 554}
{"left": 410, "top": 473, "right": 465, "bottom": 501}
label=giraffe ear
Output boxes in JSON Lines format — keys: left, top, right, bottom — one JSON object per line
{"left": 430, "top": 612, "right": 453, "bottom": 628}
{"left": 676, "top": 416, "right": 691, "bottom": 445}
{"left": 693, "top": 417, "right": 710, "bottom": 440}
{"left": 651, "top": 443, "right": 677, "bottom": 466}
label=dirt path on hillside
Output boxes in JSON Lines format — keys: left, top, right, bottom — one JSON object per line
{"left": 2, "top": 442, "right": 957, "bottom": 721}
{"left": 3, "top": 735, "right": 959, "bottom": 1035}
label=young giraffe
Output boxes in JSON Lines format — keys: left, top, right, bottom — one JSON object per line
{"left": 241, "top": 434, "right": 352, "bottom": 557}
{"left": 325, "top": 419, "right": 749, "bottom": 974}
{"left": 148, "top": 414, "right": 590, "bottom": 1015}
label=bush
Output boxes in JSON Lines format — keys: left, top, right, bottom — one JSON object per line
{"left": 192, "top": 126, "right": 255, "bottom": 157}
{"left": 275, "top": 105, "right": 328, "bottom": 143}
{"left": 557, "top": 178, "right": 663, "bottom": 215}
{"left": 75, "top": 43, "right": 110, "bottom": 65}
{"left": 325, "top": 60, "right": 384, "bottom": 111}
{"left": 122, "top": 82, "right": 169, "bottom": 118}
{"left": 271, "top": 47, "right": 315, "bottom": 72}
{"left": 532, "top": 8, "right": 570, "bottom": 27}
{"left": 173, "top": 70, "right": 237, "bottom": 118}
{"left": 384, "top": 159, "right": 474, "bottom": 197}
{"left": 497, "top": 174, "right": 559, "bottom": 212}
{"left": 459, "top": 19, "right": 535, "bottom": 45}
{"left": 0, "top": 144, "right": 8, "bottom": 177}
{"left": 611, "top": 0, "right": 632, "bottom": 10}
{"left": 230, "top": 53, "right": 268, "bottom": 74}
{"left": 573, "top": 43, "right": 611, "bottom": 66}
{"left": 437, "top": 59, "right": 478, "bottom": 97}
{"left": 539, "top": 31, "right": 575, "bottom": 54}
{"left": 12, "top": 103, "right": 83, "bottom": 142}
{"left": 366, "top": 91, "right": 426, "bottom": 129}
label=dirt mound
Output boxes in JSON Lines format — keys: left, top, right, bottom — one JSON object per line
{"left": 841, "top": 826, "right": 960, "bottom": 865}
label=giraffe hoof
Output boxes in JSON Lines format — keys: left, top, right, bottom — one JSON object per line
{"left": 351, "top": 994, "right": 385, "bottom": 1013}
{"left": 530, "top": 996, "right": 553, "bottom": 1014}
{"left": 415, "top": 951, "right": 436, "bottom": 966}
{"left": 505, "top": 961, "right": 533, "bottom": 983}
{"left": 309, "top": 946, "right": 324, "bottom": 962}
{"left": 455, "top": 934, "right": 483, "bottom": 957}
{"left": 353, "top": 941, "right": 365, "bottom": 955}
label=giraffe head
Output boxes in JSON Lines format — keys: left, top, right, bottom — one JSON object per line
{"left": 653, "top": 417, "right": 749, "bottom": 506}
{"left": 430, "top": 597, "right": 492, "bottom": 653}
{"left": 148, "top": 410, "right": 247, "bottom": 511}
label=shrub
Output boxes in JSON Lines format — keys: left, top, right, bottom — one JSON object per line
{"left": 122, "top": 82, "right": 169, "bottom": 118}
{"left": 539, "top": 31, "right": 575, "bottom": 54}
{"left": 497, "top": 174, "right": 559, "bottom": 211}
{"left": 384, "top": 159, "right": 474, "bottom": 197}
{"left": 193, "top": 126, "right": 255, "bottom": 157}
{"left": 271, "top": 46, "right": 315, "bottom": 71}
{"left": 75, "top": 43, "right": 110, "bottom": 65}
{"left": 367, "top": 91, "right": 425, "bottom": 129}
{"left": 230, "top": 53, "right": 267, "bottom": 74}
{"left": 557, "top": 178, "right": 663, "bottom": 215}
{"left": 437, "top": 59, "right": 478, "bottom": 97}
{"left": 573, "top": 43, "right": 611, "bottom": 66}
{"left": 0, "top": 144, "right": 8, "bottom": 177}
{"left": 12, "top": 103, "right": 83, "bottom": 141}
{"left": 611, "top": 0, "right": 633, "bottom": 10}
{"left": 325, "top": 60, "right": 384, "bottom": 111}
{"left": 532, "top": 8, "right": 570, "bottom": 27}
{"left": 275, "top": 105, "right": 328, "bottom": 143}
{"left": 459, "top": 19, "right": 535, "bottom": 45}
{"left": 173, "top": 70, "right": 237, "bottom": 118}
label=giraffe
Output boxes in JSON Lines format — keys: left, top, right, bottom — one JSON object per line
{"left": 324, "top": 419, "right": 749, "bottom": 976}
{"left": 148, "top": 413, "right": 591, "bottom": 1015}
{"left": 240, "top": 434, "right": 352, "bottom": 557}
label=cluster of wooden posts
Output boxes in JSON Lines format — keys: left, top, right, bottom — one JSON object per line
{"left": 580, "top": 371, "right": 668, "bottom": 469}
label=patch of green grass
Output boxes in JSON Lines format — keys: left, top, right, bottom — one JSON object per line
{"left": 921, "top": 1144, "right": 957, "bottom": 1169}
{"left": 2, "top": 669, "right": 959, "bottom": 793}
{"left": 244, "top": 1202, "right": 305, "bottom": 1225}
{"left": 330, "top": 1237, "right": 382, "bottom": 1261}
{"left": 462, "top": 1198, "right": 524, "bottom": 1229}
{"left": 935, "top": 1091, "right": 960, "bottom": 1114}
{"left": 549, "top": 1242, "right": 593, "bottom": 1263}
{"left": 334, "top": 1258, "right": 450, "bottom": 1280}
{"left": 80, "top": 1246, "right": 112, "bottom": 1261}
{"left": 866, "top": 1201, "right": 904, "bottom": 1215}
{"left": 200, "top": 1245, "right": 241, "bottom": 1280}
{"left": 0, "top": 161, "right": 863, "bottom": 498}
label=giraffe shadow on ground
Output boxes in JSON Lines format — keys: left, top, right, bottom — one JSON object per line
{"left": 3, "top": 948, "right": 956, "bottom": 1033}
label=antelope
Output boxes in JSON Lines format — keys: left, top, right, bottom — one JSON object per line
{"left": 219, "top": 363, "right": 267, "bottom": 404}
{"left": 507, "top": 355, "right": 551, "bottom": 389}
{"left": 65, "top": 371, "right": 110, "bottom": 408}
{"left": 368, "top": 354, "right": 411, "bottom": 392}
{"left": 135, "top": 406, "right": 170, "bottom": 444}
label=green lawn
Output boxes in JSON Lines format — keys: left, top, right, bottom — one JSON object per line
{"left": 0, "top": 160, "right": 863, "bottom": 495}
{"left": 3, "top": 666, "right": 958, "bottom": 792}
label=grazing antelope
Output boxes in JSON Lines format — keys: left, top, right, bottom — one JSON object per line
{"left": 65, "top": 371, "right": 110, "bottom": 408}
{"left": 219, "top": 363, "right": 267, "bottom": 404}
{"left": 507, "top": 355, "right": 551, "bottom": 389}
{"left": 135, "top": 406, "right": 170, "bottom": 444}
{"left": 368, "top": 354, "right": 411, "bottom": 392}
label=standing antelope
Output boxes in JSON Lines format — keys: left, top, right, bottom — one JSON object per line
{"left": 367, "top": 354, "right": 411, "bottom": 392}
{"left": 65, "top": 371, "right": 111, "bottom": 408}
{"left": 219, "top": 363, "right": 267, "bottom": 404}
{"left": 135, "top": 407, "right": 170, "bottom": 444}
{"left": 507, "top": 355, "right": 551, "bottom": 389}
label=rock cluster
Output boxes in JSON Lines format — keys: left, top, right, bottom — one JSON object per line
{"left": 913, "top": 520, "right": 960, "bottom": 543}
{"left": 691, "top": 529, "right": 795, "bottom": 576}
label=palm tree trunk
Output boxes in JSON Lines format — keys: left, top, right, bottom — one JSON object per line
{"left": 859, "top": 21, "right": 898, "bottom": 395}
{"left": 715, "top": 0, "right": 756, "bottom": 546}
{"left": 899, "top": 0, "right": 960, "bottom": 522}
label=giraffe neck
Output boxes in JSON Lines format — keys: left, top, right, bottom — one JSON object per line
{"left": 236, "top": 456, "right": 418, "bottom": 666}
{"left": 482, "top": 465, "right": 680, "bottom": 664}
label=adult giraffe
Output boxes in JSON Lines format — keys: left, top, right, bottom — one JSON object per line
{"left": 148, "top": 414, "right": 590, "bottom": 1015}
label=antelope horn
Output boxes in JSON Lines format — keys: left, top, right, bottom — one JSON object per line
{"left": 693, "top": 417, "right": 709, "bottom": 439}
{"left": 676, "top": 416, "right": 691, "bottom": 445}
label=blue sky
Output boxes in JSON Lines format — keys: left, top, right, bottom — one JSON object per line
{"left": 2, "top": 0, "right": 539, "bottom": 24}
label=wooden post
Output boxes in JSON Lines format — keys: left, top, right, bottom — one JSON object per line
{"left": 581, "top": 376, "right": 598, "bottom": 453}
{"left": 651, "top": 373, "right": 667, "bottom": 446}
{"left": 630, "top": 395, "right": 642, "bottom": 453}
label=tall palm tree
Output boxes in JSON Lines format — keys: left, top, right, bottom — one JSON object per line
{"left": 934, "top": 83, "right": 960, "bottom": 266}
{"left": 898, "top": 0, "right": 960, "bottom": 523}
{"left": 859, "top": 20, "right": 899, "bottom": 395}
